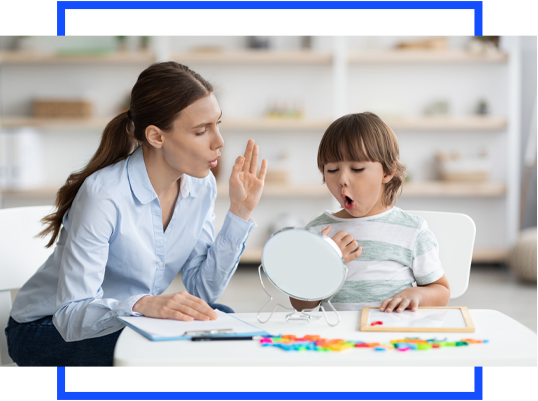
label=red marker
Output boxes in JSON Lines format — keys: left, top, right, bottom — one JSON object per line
{"left": 371, "top": 321, "right": 383, "bottom": 326}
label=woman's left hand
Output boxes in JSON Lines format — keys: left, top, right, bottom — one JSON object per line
{"left": 229, "top": 139, "right": 267, "bottom": 221}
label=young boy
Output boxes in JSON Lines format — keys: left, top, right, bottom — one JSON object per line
{"left": 290, "top": 112, "right": 450, "bottom": 313}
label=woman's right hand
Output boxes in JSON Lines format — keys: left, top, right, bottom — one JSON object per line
{"left": 321, "top": 226, "right": 362, "bottom": 264}
{"left": 132, "top": 291, "right": 218, "bottom": 321}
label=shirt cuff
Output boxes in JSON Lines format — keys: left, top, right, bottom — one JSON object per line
{"left": 114, "top": 294, "right": 151, "bottom": 317}
{"left": 220, "top": 210, "right": 257, "bottom": 245}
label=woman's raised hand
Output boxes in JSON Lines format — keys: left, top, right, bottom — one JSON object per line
{"left": 229, "top": 139, "right": 267, "bottom": 221}
{"left": 132, "top": 291, "right": 218, "bottom": 321}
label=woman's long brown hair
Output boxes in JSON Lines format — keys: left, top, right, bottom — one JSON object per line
{"left": 38, "top": 62, "right": 213, "bottom": 247}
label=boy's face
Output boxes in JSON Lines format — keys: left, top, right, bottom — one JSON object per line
{"left": 324, "top": 160, "right": 394, "bottom": 218}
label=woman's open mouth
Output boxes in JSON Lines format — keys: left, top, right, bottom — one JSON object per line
{"left": 209, "top": 156, "right": 220, "bottom": 168}
{"left": 342, "top": 194, "right": 355, "bottom": 210}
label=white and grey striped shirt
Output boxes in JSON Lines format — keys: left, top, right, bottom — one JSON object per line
{"left": 305, "top": 207, "right": 444, "bottom": 311}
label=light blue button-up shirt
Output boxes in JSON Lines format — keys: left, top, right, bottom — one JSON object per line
{"left": 10, "top": 147, "right": 255, "bottom": 342}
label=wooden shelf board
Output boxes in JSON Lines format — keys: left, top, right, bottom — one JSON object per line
{"left": 217, "top": 184, "right": 331, "bottom": 197}
{"left": 349, "top": 50, "right": 508, "bottom": 64}
{"left": 241, "top": 247, "right": 508, "bottom": 264}
{"left": 0, "top": 51, "right": 155, "bottom": 64}
{"left": 0, "top": 50, "right": 507, "bottom": 65}
{"left": 172, "top": 51, "right": 332, "bottom": 65}
{"left": 222, "top": 118, "right": 331, "bottom": 131}
{"left": 471, "top": 248, "right": 509, "bottom": 263}
{"left": 387, "top": 116, "right": 507, "bottom": 131}
{"left": 0, "top": 116, "right": 506, "bottom": 132}
{"left": 401, "top": 181, "right": 506, "bottom": 197}
{"left": 0, "top": 117, "right": 110, "bottom": 129}
{"left": 0, "top": 187, "right": 58, "bottom": 198}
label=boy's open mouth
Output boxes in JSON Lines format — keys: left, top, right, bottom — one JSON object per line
{"left": 343, "top": 194, "right": 355, "bottom": 210}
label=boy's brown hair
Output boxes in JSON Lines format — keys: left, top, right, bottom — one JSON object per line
{"left": 317, "top": 112, "right": 407, "bottom": 207}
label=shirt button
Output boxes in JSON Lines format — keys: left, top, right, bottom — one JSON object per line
{"left": 158, "top": 261, "right": 164, "bottom": 266}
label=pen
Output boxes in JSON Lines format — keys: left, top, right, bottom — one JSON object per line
{"left": 191, "top": 336, "right": 261, "bottom": 342}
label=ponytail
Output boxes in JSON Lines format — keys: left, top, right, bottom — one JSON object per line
{"left": 38, "top": 112, "right": 138, "bottom": 247}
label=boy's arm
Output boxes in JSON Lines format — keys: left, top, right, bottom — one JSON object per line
{"left": 379, "top": 274, "right": 450, "bottom": 313}
{"left": 289, "top": 297, "right": 320, "bottom": 311}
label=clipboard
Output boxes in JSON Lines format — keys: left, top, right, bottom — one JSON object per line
{"left": 360, "top": 306, "right": 475, "bottom": 333}
{"left": 117, "top": 310, "right": 269, "bottom": 341}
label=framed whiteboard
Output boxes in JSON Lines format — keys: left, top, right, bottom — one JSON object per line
{"left": 360, "top": 307, "right": 475, "bottom": 332}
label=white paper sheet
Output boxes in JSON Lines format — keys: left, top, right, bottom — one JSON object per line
{"left": 117, "top": 310, "right": 266, "bottom": 340}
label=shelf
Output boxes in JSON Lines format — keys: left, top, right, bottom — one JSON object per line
{"left": 221, "top": 118, "right": 331, "bottom": 131}
{"left": 471, "top": 248, "right": 509, "bottom": 264}
{"left": 0, "top": 50, "right": 507, "bottom": 66}
{"left": 401, "top": 181, "right": 506, "bottom": 197}
{"left": 240, "top": 246, "right": 508, "bottom": 264}
{"left": 0, "top": 51, "right": 155, "bottom": 64}
{"left": 348, "top": 50, "right": 508, "bottom": 64}
{"left": 0, "top": 117, "right": 110, "bottom": 129}
{"left": 0, "top": 187, "right": 59, "bottom": 198}
{"left": 387, "top": 116, "right": 507, "bottom": 131}
{"left": 1, "top": 181, "right": 505, "bottom": 200}
{"left": 221, "top": 182, "right": 504, "bottom": 198}
{"left": 1, "top": 116, "right": 506, "bottom": 132}
{"left": 217, "top": 184, "right": 331, "bottom": 197}
{"left": 172, "top": 51, "right": 332, "bottom": 65}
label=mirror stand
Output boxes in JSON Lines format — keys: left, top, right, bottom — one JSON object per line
{"left": 256, "top": 265, "right": 341, "bottom": 326}
{"left": 284, "top": 310, "right": 322, "bottom": 323}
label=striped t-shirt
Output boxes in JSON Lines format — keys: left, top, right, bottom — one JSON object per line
{"left": 305, "top": 207, "right": 444, "bottom": 311}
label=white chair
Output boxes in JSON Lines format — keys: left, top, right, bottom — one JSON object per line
{"left": 0, "top": 206, "right": 54, "bottom": 365}
{"left": 408, "top": 210, "right": 476, "bottom": 298}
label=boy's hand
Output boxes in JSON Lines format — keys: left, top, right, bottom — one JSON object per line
{"left": 321, "top": 226, "right": 362, "bottom": 264}
{"left": 380, "top": 287, "right": 422, "bottom": 313}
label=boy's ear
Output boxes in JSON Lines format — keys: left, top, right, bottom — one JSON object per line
{"left": 382, "top": 172, "right": 394, "bottom": 184}
{"left": 382, "top": 161, "right": 397, "bottom": 184}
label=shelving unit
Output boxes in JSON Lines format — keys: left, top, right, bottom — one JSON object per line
{"left": 0, "top": 37, "right": 520, "bottom": 265}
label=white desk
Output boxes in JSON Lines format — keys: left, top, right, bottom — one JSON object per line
{"left": 113, "top": 310, "right": 537, "bottom": 366}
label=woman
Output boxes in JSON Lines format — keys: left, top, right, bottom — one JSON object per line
{"left": 6, "top": 62, "right": 267, "bottom": 366}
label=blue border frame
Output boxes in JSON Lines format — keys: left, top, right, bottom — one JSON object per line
{"left": 0, "top": 1, "right": 537, "bottom": 400}
{"left": 0, "top": 368, "right": 537, "bottom": 400}
{"left": 0, "top": 1, "right": 537, "bottom": 34}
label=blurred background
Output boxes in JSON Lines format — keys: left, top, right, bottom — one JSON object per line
{"left": 0, "top": 36, "right": 535, "bottom": 330}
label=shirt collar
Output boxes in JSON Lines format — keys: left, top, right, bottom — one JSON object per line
{"left": 179, "top": 173, "right": 194, "bottom": 199}
{"left": 127, "top": 147, "right": 196, "bottom": 205}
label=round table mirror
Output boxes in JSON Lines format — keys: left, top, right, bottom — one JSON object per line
{"left": 257, "top": 228, "right": 348, "bottom": 326}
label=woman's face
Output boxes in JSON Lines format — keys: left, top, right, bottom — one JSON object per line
{"left": 162, "top": 92, "right": 224, "bottom": 178}
{"left": 324, "top": 160, "right": 393, "bottom": 218}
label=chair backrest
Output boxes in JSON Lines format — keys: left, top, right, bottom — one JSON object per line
{"left": 0, "top": 206, "right": 54, "bottom": 365}
{"left": 407, "top": 210, "right": 476, "bottom": 299}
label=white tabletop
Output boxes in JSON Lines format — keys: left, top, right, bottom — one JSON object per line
{"left": 113, "top": 309, "right": 537, "bottom": 366}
